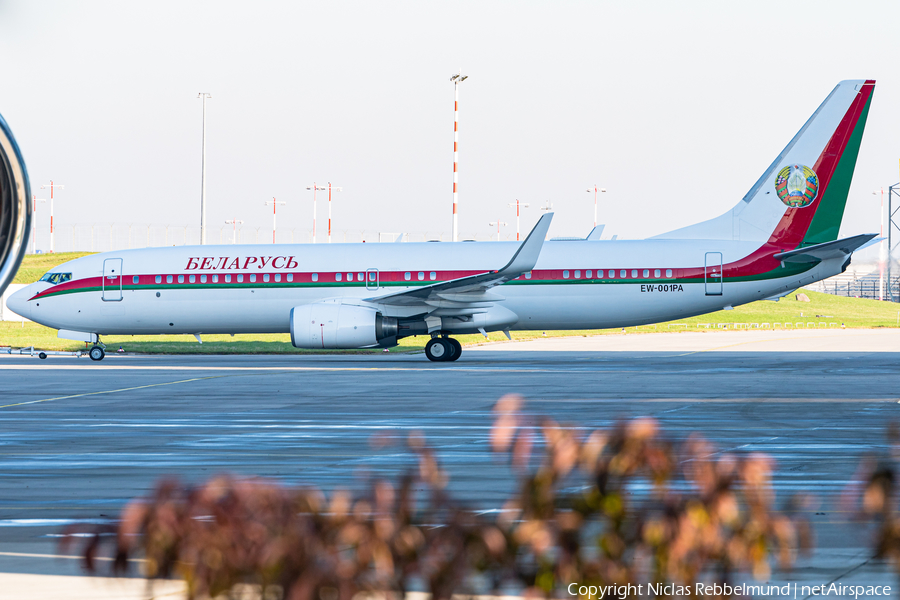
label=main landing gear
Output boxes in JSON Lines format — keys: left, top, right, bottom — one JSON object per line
{"left": 425, "top": 336, "right": 462, "bottom": 362}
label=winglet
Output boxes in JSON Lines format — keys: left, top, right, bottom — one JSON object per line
{"left": 586, "top": 225, "right": 605, "bottom": 240}
{"left": 498, "top": 212, "right": 553, "bottom": 275}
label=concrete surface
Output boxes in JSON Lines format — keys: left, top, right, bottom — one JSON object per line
{"left": 0, "top": 329, "right": 899, "bottom": 596}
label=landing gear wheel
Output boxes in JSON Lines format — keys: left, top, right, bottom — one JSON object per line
{"left": 425, "top": 338, "right": 450, "bottom": 362}
{"left": 38, "top": 352, "right": 47, "bottom": 360}
{"left": 89, "top": 346, "right": 105, "bottom": 361}
{"left": 446, "top": 338, "right": 462, "bottom": 361}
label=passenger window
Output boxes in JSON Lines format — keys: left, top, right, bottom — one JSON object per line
{"left": 666, "top": 269, "right": 673, "bottom": 278}
{"left": 586, "top": 270, "right": 592, "bottom": 278}
{"left": 237, "top": 274, "right": 244, "bottom": 283}
{"left": 167, "top": 275, "right": 173, "bottom": 283}
{"left": 404, "top": 272, "right": 411, "bottom": 281}
{"left": 189, "top": 275, "right": 196, "bottom": 283}
{"left": 199, "top": 275, "right": 206, "bottom": 283}
{"left": 654, "top": 269, "right": 660, "bottom": 278}
{"left": 358, "top": 272, "right": 364, "bottom": 281}
{"left": 369, "top": 272, "right": 376, "bottom": 281}
{"left": 225, "top": 274, "right": 232, "bottom": 283}
{"left": 347, "top": 273, "right": 353, "bottom": 281}
{"left": 178, "top": 275, "right": 184, "bottom": 283}
{"left": 574, "top": 270, "right": 581, "bottom": 279}
{"left": 213, "top": 275, "right": 219, "bottom": 283}
{"left": 596, "top": 270, "right": 603, "bottom": 278}
{"left": 643, "top": 269, "right": 649, "bottom": 278}
{"left": 312, "top": 273, "right": 318, "bottom": 282}
{"left": 250, "top": 274, "right": 257, "bottom": 283}
{"left": 287, "top": 274, "right": 293, "bottom": 282}
{"left": 263, "top": 274, "right": 269, "bottom": 282}
{"left": 620, "top": 270, "right": 626, "bottom": 278}
{"left": 631, "top": 270, "right": 638, "bottom": 278}
{"left": 133, "top": 276, "right": 139, "bottom": 284}
{"left": 155, "top": 275, "right": 162, "bottom": 284}
{"left": 418, "top": 272, "right": 425, "bottom": 281}
{"left": 429, "top": 272, "right": 436, "bottom": 280}
{"left": 275, "top": 274, "right": 281, "bottom": 282}
{"left": 563, "top": 270, "right": 570, "bottom": 279}
{"left": 335, "top": 273, "right": 342, "bottom": 282}
{"left": 525, "top": 272, "right": 532, "bottom": 279}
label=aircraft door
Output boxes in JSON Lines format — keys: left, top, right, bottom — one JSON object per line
{"left": 366, "top": 268, "right": 379, "bottom": 291}
{"left": 704, "top": 252, "right": 723, "bottom": 296}
{"left": 102, "top": 258, "right": 123, "bottom": 301}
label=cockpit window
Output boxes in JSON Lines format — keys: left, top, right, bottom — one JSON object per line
{"left": 39, "top": 272, "right": 72, "bottom": 285}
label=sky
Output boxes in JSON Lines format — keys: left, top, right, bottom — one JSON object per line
{"left": 1, "top": 0, "right": 899, "bottom": 251}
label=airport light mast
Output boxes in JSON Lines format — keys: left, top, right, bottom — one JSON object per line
{"left": 31, "top": 196, "right": 45, "bottom": 254}
{"left": 488, "top": 220, "right": 508, "bottom": 241}
{"left": 874, "top": 188, "right": 886, "bottom": 301}
{"left": 306, "top": 183, "right": 326, "bottom": 243}
{"left": 326, "top": 182, "right": 342, "bottom": 243}
{"left": 39, "top": 181, "right": 63, "bottom": 253}
{"left": 586, "top": 185, "right": 607, "bottom": 228}
{"left": 450, "top": 69, "right": 468, "bottom": 242}
{"left": 264, "top": 198, "right": 286, "bottom": 244}
{"left": 225, "top": 219, "right": 243, "bottom": 244}
{"left": 507, "top": 200, "right": 530, "bottom": 241}
{"left": 198, "top": 93, "right": 212, "bottom": 245}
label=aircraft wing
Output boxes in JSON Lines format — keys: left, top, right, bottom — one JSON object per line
{"left": 773, "top": 233, "right": 878, "bottom": 264}
{"left": 367, "top": 213, "right": 553, "bottom": 307}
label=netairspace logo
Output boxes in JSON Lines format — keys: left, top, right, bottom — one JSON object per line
{"left": 567, "top": 582, "right": 892, "bottom": 598}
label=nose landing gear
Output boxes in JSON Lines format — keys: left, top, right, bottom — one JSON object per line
{"left": 89, "top": 346, "right": 106, "bottom": 361}
{"left": 425, "top": 336, "right": 462, "bottom": 362}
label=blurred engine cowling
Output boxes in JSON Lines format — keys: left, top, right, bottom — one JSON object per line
{"left": 0, "top": 112, "right": 31, "bottom": 297}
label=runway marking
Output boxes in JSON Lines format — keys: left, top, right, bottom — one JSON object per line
{"left": 0, "top": 375, "right": 234, "bottom": 409}
{"left": 671, "top": 333, "right": 853, "bottom": 356}
{"left": 0, "top": 364, "right": 563, "bottom": 374}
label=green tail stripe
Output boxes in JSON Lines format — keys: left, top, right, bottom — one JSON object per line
{"left": 803, "top": 90, "right": 874, "bottom": 245}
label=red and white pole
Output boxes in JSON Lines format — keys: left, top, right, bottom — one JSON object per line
{"left": 307, "top": 183, "right": 326, "bottom": 243}
{"left": 40, "top": 181, "right": 63, "bottom": 253}
{"left": 450, "top": 70, "right": 467, "bottom": 242}
{"left": 50, "top": 181, "right": 54, "bottom": 253}
{"left": 586, "top": 185, "right": 607, "bottom": 228}
{"left": 507, "top": 200, "right": 530, "bottom": 241}
{"left": 326, "top": 183, "right": 342, "bottom": 243}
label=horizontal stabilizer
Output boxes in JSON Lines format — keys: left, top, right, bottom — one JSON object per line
{"left": 773, "top": 233, "right": 877, "bottom": 264}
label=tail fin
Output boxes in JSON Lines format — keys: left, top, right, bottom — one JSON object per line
{"left": 653, "top": 80, "right": 875, "bottom": 248}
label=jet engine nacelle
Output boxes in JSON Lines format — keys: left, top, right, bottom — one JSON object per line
{"left": 290, "top": 301, "right": 398, "bottom": 349}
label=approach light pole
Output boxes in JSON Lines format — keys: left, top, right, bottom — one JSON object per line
{"left": 198, "top": 92, "right": 212, "bottom": 244}
{"left": 450, "top": 69, "right": 468, "bottom": 242}
{"left": 306, "top": 183, "right": 327, "bottom": 243}
{"left": 488, "top": 220, "right": 508, "bottom": 241}
{"left": 264, "top": 198, "right": 286, "bottom": 244}
{"left": 507, "top": 200, "right": 530, "bottom": 241}
{"left": 39, "top": 181, "right": 64, "bottom": 253}
{"left": 326, "top": 182, "right": 342, "bottom": 243}
{"left": 32, "top": 196, "right": 46, "bottom": 254}
{"left": 874, "top": 189, "right": 887, "bottom": 300}
{"left": 586, "top": 185, "right": 607, "bottom": 228}
{"left": 225, "top": 219, "right": 243, "bottom": 244}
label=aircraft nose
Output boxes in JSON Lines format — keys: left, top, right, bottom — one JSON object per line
{"left": 5, "top": 285, "right": 31, "bottom": 319}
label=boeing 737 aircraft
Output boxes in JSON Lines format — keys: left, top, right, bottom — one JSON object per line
{"left": 7, "top": 80, "right": 877, "bottom": 362}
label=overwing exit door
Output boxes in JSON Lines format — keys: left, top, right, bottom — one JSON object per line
{"left": 704, "top": 252, "right": 723, "bottom": 296}
{"left": 102, "top": 258, "right": 123, "bottom": 301}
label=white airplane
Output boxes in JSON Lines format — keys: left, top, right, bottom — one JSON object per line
{"left": 7, "top": 79, "right": 877, "bottom": 362}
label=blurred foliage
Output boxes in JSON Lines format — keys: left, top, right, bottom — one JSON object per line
{"left": 64, "top": 396, "right": 812, "bottom": 599}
